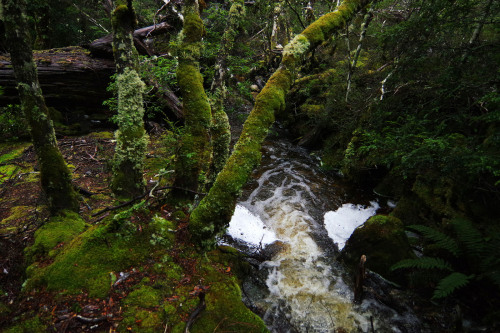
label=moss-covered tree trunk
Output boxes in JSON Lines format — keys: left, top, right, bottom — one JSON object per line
{"left": 1, "top": 0, "right": 79, "bottom": 214}
{"left": 189, "top": 0, "right": 372, "bottom": 248}
{"left": 110, "top": 0, "right": 148, "bottom": 198}
{"left": 207, "top": 0, "right": 246, "bottom": 188}
{"left": 172, "top": 0, "right": 212, "bottom": 198}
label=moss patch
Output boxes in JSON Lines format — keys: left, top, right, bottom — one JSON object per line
{"left": 25, "top": 210, "right": 88, "bottom": 262}
{"left": 25, "top": 216, "right": 152, "bottom": 298}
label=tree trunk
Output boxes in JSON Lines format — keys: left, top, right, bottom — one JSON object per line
{"left": 110, "top": 0, "right": 148, "bottom": 198}
{"left": 1, "top": 0, "right": 80, "bottom": 214}
{"left": 172, "top": 0, "right": 212, "bottom": 199}
{"left": 207, "top": 0, "right": 246, "bottom": 188}
{"left": 189, "top": 0, "right": 372, "bottom": 248}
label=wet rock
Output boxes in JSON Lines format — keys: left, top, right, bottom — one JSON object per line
{"left": 341, "top": 214, "right": 414, "bottom": 284}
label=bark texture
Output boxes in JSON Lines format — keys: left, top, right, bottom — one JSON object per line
{"left": 172, "top": 0, "right": 212, "bottom": 198}
{"left": 1, "top": 0, "right": 79, "bottom": 214}
{"left": 110, "top": 0, "right": 148, "bottom": 198}
{"left": 189, "top": 0, "right": 372, "bottom": 248}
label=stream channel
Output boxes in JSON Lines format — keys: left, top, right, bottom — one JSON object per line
{"left": 221, "top": 139, "right": 425, "bottom": 333}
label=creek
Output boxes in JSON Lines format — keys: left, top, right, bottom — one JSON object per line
{"left": 222, "top": 139, "right": 425, "bottom": 333}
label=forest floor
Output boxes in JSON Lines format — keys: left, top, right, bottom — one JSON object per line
{"left": 0, "top": 125, "right": 267, "bottom": 332}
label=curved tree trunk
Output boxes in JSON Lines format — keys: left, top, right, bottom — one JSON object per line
{"left": 1, "top": 0, "right": 80, "bottom": 214}
{"left": 207, "top": 0, "right": 246, "bottom": 188}
{"left": 110, "top": 0, "right": 148, "bottom": 198}
{"left": 189, "top": 0, "right": 372, "bottom": 248}
{"left": 171, "top": 0, "right": 213, "bottom": 199}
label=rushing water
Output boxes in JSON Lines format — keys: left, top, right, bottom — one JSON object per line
{"left": 223, "top": 139, "right": 424, "bottom": 333}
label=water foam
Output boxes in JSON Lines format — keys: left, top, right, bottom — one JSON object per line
{"left": 323, "top": 201, "right": 380, "bottom": 250}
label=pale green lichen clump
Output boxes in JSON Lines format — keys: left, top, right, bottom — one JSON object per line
{"left": 283, "top": 34, "right": 311, "bottom": 59}
{"left": 111, "top": 67, "right": 149, "bottom": 197}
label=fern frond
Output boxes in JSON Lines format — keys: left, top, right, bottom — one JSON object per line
{"left": 432, "top": 272, "right": 473, "bottom": 299}
{"left": 451, "top": 218, "right": 484, "bottom": 259}
{"left": 408, "top": 224, "right": 459, "bottom": 256}
{"left": 391, "top": 257, "right": 453, "bottom": 271}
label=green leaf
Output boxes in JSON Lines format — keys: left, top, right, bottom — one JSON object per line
{"left": 408, "top": 224, "right": 459, "bottom": 256}
{"left": 432, "top": 272, "right": 473, "bottom": 299}
{"left": 391, "top": 257, "right": 453, "bottom": 271}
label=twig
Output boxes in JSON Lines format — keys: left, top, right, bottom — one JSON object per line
{"left": 284, "top": 0, "right": 306, "bottom": 29}
{"left": 184, "top": 292, "right": 206, "bottom": 333}
{"left": 91, "top": 186, "right": 206, "bottom": 217}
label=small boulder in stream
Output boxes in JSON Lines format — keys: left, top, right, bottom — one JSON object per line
{"left": 340, "top": 215, "right": 414, "bottom": 284}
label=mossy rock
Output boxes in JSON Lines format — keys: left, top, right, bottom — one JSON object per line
{"left": 191, "top": 275, "right": 268, "bottom": 333}
{"left": 341, "top": 215, "right": 415, "bottom": 283}
{"left": 25, "top": 216, "right": 152, "bottom": 298}
{"left": 25, "top": 210, "right": 88, "bottom": 262}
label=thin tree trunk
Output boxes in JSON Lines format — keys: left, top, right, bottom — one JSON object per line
{"left": 461, "top": 0, "right": 494, "bottom": 63}
{"left": 172, "top": 0, "right": 212, "bottom": 199}
{"left": 1, "top": 0, "right": 79, "bottom": 214}
{"left": 189, "top": 0, "right": 372, "bottom": 248}
{"left": 207, "top": 0, "right": 246, "bottom": 188}
{"left": 110, "top": 0, "right": 148, "bottom": 198}
{"left": 346, "top": 8, "right": 373, "bottom": 102}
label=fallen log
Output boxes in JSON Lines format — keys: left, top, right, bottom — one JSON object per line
{"left": 0, "top": 44, "right": 182, "bottom": 120}
{"left": 88, "top": 22, "right": 173, "bottom": 58}
{"left": 0, "top": 46, "right": 114, "bottom": 110}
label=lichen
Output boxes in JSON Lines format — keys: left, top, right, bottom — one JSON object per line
{"left": 111, "top": 67, "right": 149, "bottom": 197}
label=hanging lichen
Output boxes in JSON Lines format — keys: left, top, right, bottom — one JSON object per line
{"left": 189, "top": 0, "right": 372, "bottom": 249}
{"left": 110, "top": 0, "right": 148, "bottom": 198}
{"left": 172, "top": 0, "right": 212, "bottom": 198}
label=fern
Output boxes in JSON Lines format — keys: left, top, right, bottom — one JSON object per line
{"left": 432, "top": 272, "right": 474, "bottom": 299}
{"left": 391, "top": 257, "right": 453, "bottom": 272}
{"left": 451, "top": 218, "right": 484, "bottom": 259}
{"left": 408, "top": 224, "right": 459, "bottom": 256}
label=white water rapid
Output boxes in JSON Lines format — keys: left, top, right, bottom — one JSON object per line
{"left": 225, "top": 140, "right": 423, "bottom": 333}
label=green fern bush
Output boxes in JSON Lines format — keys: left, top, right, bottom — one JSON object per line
{"left": 391, "top": 218, "right": 500, "bottom": 300}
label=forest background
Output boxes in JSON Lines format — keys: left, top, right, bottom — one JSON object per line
{"left": 0, "top": 0, "right": 499, "bottom": 331}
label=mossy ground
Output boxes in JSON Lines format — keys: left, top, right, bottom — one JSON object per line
{"left": 0, "top": 132, "right": 268, "bottom": 332}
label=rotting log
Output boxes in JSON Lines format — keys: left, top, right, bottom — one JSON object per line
{"left": 189, "top": 0, "right": 373, "bottom": 248}
{"left": 0, "top": 47, "right": 114, "bottom": 109}
{"left": 0, "top": 45, "right": 182, "bottom": 119}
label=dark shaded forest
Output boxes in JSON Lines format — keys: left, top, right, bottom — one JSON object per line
{"left": 0, "top": 0, "right": 499, "bottom": 332}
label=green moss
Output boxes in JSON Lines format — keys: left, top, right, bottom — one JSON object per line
{"left": 25, "top": 210, "right": 88, "bottom": 262}
{"left": 88, "top": 131, "right": 114, "bottom": 140}
{"left": 4, "top": 315, "right": 47, "bottom": 333}
{"left": 25, "top": 217, "right": 151, "bottom": 298}
{"left": 2, "top": 205, "right": 32, "bottom": 225}
{"left": 125, "top": 285, "right": 162, "bottom": 308}
{"left": 173, "top": 4, "right": 213, "bottom": 197}
{"left": 121, "top": 307, "right": 163, "bottom": 333}
{"left": 191, "top": 274, "right": 268, "bottom": 332}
